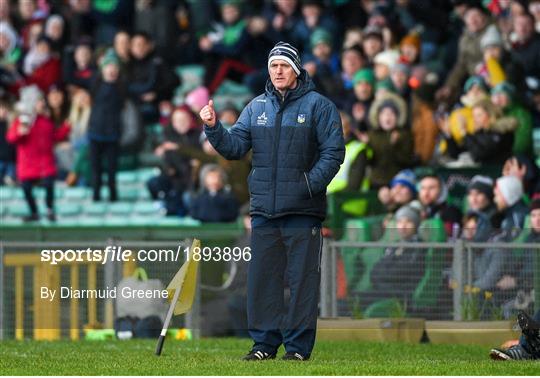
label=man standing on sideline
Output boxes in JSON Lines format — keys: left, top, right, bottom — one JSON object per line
{"left": 200, "top": 42, "right": 345, "bottom": 361}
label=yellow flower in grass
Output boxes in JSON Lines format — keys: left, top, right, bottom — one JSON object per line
{"left": 471, "top": 287, "right": 481, "bottom": 294}
{"left": 484, "top": 291, "right": 493, "bottom": 300}
{"left": 449, "top": 279, "right": 458, "bottom": 290}
{"left": 464, "top": 285, "right": 472, "bottom": 294}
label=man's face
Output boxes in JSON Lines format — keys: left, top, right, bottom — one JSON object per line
{"left": 419, "top": 177, "right": 441, "bottom": 206}
{"left": 353, "top": 81, "right": 373, "bottom": 101}
{"left": 313, "top": 42, "right": 331, "bottom": 61}
{"left": 341, "top": 50, "right": 363, "bottom": 76}
{"left": 221, "top": 4, "right": 240, "bottom": 25}
{"left": 362, "top": 36, "right": 383, "bottom": 58}
{"left": 391, "top": 184, "right": 414, "bottom": 205}
{"left": 131, "top": 36, "right": 151, "bottom": 60}
{"left": 464, "top": 9, "right": 486, "bottom": 33}
{"left": 514, "top": 15, "right": 533, "bottom": 41}
{"left": 531, "top": 208, "right": 540, "bottom": 233}
{"left": 205, "top": 171, "right": 223, "bottom": 192}
{"left": 467, "top": 189, "right": 490, "bottom": 211}
{"left": 391, "top": 69, "right": 408, "bottom": 90}
{"left": 114, "top": 32, "right": 130, "bottom": 59}
{"left": 397, "top": 217, "right": 416, "bottom": 239}
{"left": 171, "top": 110, "right": 191, "bottom": 134}
{"left": 494, "top": 185, "right": 507, "bottom": 210}
{"left": 269, "top": 59, "right": 297, "bottom": 92}
{"left": 74, "top": 45, "right": 92, "bottom": 68}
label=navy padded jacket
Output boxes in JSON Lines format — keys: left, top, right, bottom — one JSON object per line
{"left": 204, "top": 71, "right": 345, "bottom": 220}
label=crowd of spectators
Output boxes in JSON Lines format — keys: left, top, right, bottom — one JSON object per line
{"left": 1, "top": 1, "right": 540, "bottom": 313}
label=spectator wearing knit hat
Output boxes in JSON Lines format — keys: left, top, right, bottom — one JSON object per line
{"left": 348, "top": 68, "right": 375, "bottom": 131}
{"left": 303, "top": 28, "right": 340, "bottom": 98}
{"left": 358, "top": 202, "right": 426, "bottom": 310}
{"left": 356, "top": 92, "right": 414, "bottom": 188}
{"left": 87, "top": 49, "right": 126, "bottom": 202}
{"left": 491, "top": 83, "right": 533, "bottom": 155}
{"left": 378, "top": 169, "right": 417, "bottom": 213}
{"left": 466, "top": 175, "right": 496, "bottom": 218}
{"left": 493, "top": 175, "right": 528, "bottom": 240}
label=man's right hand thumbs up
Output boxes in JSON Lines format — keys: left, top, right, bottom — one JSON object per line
{"left": 200, "top": 99, "right": 217, "bottom": 127}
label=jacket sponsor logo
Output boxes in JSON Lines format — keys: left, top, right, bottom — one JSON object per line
{"left": 257, "top": 112, "right": 267, "bottom": 125}
{"left": 297, "top": 114, "right": 306, "bottom": 124}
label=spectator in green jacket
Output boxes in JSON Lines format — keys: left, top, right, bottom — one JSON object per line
{"left": 491, "top": 82, "right": 533, "bottom": 156}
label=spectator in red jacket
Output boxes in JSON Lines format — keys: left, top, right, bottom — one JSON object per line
{"left": 20, "top": 35, "right": 61, "bottom": 93}
{"left": 6, "top": 85, "right": 69, "bottom": 222}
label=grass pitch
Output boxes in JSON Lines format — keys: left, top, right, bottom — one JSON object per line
{"left": 1, "top": 338, "right": 538, "bottom": 375}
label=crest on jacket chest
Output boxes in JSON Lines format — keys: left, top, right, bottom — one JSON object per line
{"left": 297, "top": 114, "right": 306, "bottom": 124}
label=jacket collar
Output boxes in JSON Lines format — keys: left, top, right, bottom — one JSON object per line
{"left": 265, "top": 70, "right": 315, "bottom": 107}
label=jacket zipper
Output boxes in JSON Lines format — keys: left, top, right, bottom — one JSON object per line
{"left": 270, "top": 107, "right": 284, "bottom": 217}
{"left": 304, "top": 172, "right": 313, "bottom": 198}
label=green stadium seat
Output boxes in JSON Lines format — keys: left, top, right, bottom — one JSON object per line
{"left": 0, "top": 202, "right": 8, "bottom": 217}
{"left": 103, "top": 216, "right": 129, "bottom": 226}
{"left": 133, "top": 201, "right": 162, "bottom": 216}
{"left": 64, "top": 187, "right": 90, "bottom": 200}
{"left": 137, "top": 168, "right": 159, "bottom": 183}
{"left": 117, "top": 171, "right": 138, "bottom": 185}
{"left": 56, "top": 203, "right": 82, "bottom": 217}
{"left": 2, "top": 217, "right": 23, "bottom": 225}
{"left": 9, "top": 202, "right": 30, "bottom": 217}
{"left": 118, "top": 187, "right": 140, "bottom": 201}
{"left": 0, "top": 186, "right": 14, "bottom": 200}
{"left": 76, "top": 217, "right": 104, "bottom": 226}
{"left": 84, "top": 202, "right": 108, "bottom": 216}
{"left": 178, "top": 216, "right": 201, "bottom": 226}
{"left": 108, "top": 202, "right": 133, "bottom": 215}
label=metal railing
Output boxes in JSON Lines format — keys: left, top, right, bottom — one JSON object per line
{"left": 321, "top": 238, "right": 540, "bottom": 321}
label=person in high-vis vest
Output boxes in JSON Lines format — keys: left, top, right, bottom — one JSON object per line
{"left": 327, "top": 111, "right": 372, "bottom": 216}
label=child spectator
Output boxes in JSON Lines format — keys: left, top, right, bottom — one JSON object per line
{"left": 357, "top": 93, "right": 414, "bottom": 188}
{"left": 64, "top": 38, "right": 96, "bottom": 92}
{"left": 87, "top": 50, "right": 125, "bottom": 202}
{"left": 501, "top": 155, "right": 540, "bottom": 198}
{"left": 373, "top": 49, "right": 400, "bottom": 82}
{"left": 189, "top": 164, "right": 239, "bottom": 223}
{"left": 0, "top": 97, "right": 15, "bottom": 185}
{"left": 7, "top": 85, "right": 69, "bottom": 221}
{"left": 377, "top": 169, "right": 417, "bottom": 214}
{"left": 399, "top": 33, "right": 421, "bottom": 66}
{"left": 148, "top": 105, "right": 201, "bottom": 216}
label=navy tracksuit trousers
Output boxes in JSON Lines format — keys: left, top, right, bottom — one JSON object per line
{"left": 247, "top": 214, "right": 323, "bottom": 358}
